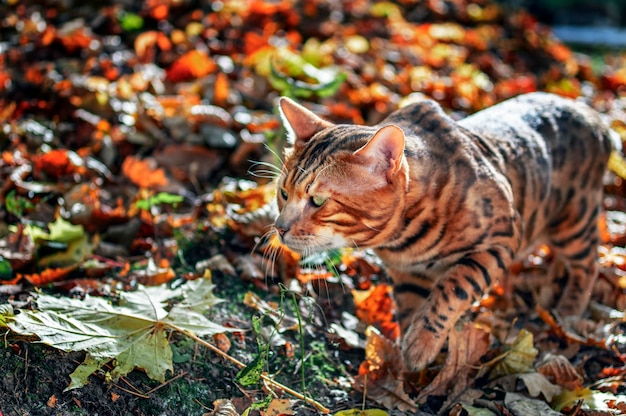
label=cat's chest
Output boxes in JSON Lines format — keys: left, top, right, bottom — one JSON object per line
{"left": 375, "top": 248, "right": 465, "bottom": 276}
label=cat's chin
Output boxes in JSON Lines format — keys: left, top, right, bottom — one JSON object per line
{"left": 280, "top": 238, "right": 343, "bottom": 256}
{"left": 283, "top": 243, "right": 337, "bottom": 256}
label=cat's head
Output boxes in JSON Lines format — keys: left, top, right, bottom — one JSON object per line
{"left": 274, "top": 97, "right": 409, "bottom": 254}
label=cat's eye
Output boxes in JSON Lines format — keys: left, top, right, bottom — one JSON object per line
{"left": 279, "top": 188, "right": 288, "bottom": 200}
{"left": 310, "top": 195, "right": 327, "bottom": 207}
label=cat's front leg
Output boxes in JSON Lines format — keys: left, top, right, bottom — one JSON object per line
{"left": 401, "top": 248, "right": 512, "bottom": 371}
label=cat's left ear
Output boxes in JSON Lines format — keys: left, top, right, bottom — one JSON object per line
{"left": 355, "top": 125, "right": 406, "bottom": 180}
{"left": 278, "top": 97, "right": 333, "bottom": 146}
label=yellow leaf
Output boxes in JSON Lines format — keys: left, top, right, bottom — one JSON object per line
{"left": 552, "top": 386, "right": 626, "bottom": 412}
{"left": 490, "top": 329, "right": 538, "bottom": 378}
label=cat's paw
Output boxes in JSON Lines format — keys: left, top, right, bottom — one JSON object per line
{"left": 401, "top": 319, "right": 447, "bottom": 371}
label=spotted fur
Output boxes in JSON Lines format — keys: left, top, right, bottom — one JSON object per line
{"left": 275, "top": 92, "right": 613, "bottom": 371}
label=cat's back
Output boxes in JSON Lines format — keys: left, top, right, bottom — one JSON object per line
{"left": 458, "top": 92, "right": 613, "bottom": 164}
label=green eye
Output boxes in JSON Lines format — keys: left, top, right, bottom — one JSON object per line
{"left": 311, "top": 195, "right": 327, "bottom": 207}
{"left": 279, "top": 188, "right": 288, "bottom": 200}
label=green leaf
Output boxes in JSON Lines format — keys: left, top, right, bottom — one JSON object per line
{"left": 0, "top": 256, "right": 13, "bottom": 280}
{"left": 8, "top": 278, "right": 236, "bottom": 390}
{"left": 67, "top": 355, "right": 109, "bottom": 390}
{"left": 268, "top": 47, "right": 346, "bottom": 98}
{"left": 0, "top": 304, "right": 14, "bottom": 327}
{"left": 23, "top": 217, "right": 85, "bottom": 244}
{"left": 110, "top": 328, "right": 173, "bottom": 383}
{"left": 119, "top": 12, "right": 144, "bottom": 31}
{"left": 5, "top": 190, "right": 34, "bottom": 217}
{"left": 136, "top": 192, "right": 184, "bottom": 210}
{"left": 48, "top": 217, "right": 85, "bottom": 242}
{"left": 39, "top": 233, "right": 93, "bottom": 267}
{"left": 235, "top": 351, "right": 266, "bottom": 386}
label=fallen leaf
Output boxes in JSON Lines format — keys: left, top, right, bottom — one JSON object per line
{"left": 207, "top": 398, "right": 240, "bottom": 416}
{"left": 552, "top": 386, "right": 626, "bottom": 413}
{"left": 353, "top": 327, "right": 417, "bottom": 413}
{"left": 264, "top": 398, "right": 295, "bottom": 416}
{"left": 417, "top": 322, "right": 490, "bottom": 403}
{"left": 353, "top": 284, "right": 399, "bottom": 341}
{"left": 489, "top": 329, "right": 538, "bottom": 379}
{"left": 7, "top": 278, "right": 235, "bottom": 390}
{"left": 121, "top": 156, "right": 168, "bottom": 189}
{"left": 504, "top": 392, "right": 562, "bottom": 416}
{"left": 536, "top": 353, "right": 584, "bottom": 391}
{"left": 166, "top": 50, "right": 217, "bottom": 82}
{"left": 517, "top": 372, "right": 562, "bottom": 402}
{"left": 46, "top": 394, "right": 57, "bottom": 408}
{"left": 334, "top": 409, "right": 389, "bottom": 416}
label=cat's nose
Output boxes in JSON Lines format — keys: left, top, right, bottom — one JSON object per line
{"left": 275, "top": 226, "right": 288, "bottom": 238}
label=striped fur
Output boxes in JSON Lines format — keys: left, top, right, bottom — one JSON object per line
{"left": 275, "top": 93, "right": 613, "bottom": 371}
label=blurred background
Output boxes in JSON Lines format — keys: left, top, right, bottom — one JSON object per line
{"left": 503, "top": 0, "right": 626, "bottom": 46}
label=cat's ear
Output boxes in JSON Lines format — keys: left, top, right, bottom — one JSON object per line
{"left": 279, "top": 97, "right": 333, "bottom": 146}
{"left": 354, "top": 125, "right": 406, "bottom": 179}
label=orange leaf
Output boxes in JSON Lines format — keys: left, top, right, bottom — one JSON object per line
{"left": 134, "top": 31, "right": 172, "bottom": 62}
{"left": 353, "top": 284, "right": 398, "bottom": 340}
{"left": 150, "top": 4, "right": 169, "bottom": 20}
{"left": 213, "top": 72, "right": 230, "bottom": 107}
{"left": 21, "top": 265, "right": 76, "bottom": 286}
{"left": 34, "top": 150, "right": 85, "bottom": 179}
{"left": 353, "top": 327, "right": 417, "bottom": 412}
{"left": 166, "top": 50, "right": 217, "bottom": 82}
{"left": 213, "top": 333, "right": 231, "bottom": 353}
{"left": 121, "top": 156, "right": 168, "bottom": 189}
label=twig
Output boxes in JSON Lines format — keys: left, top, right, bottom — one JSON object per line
{"left": 144, "top": 371, "right": 187, "bottom": 395}
{"left": 176, "top": 327, "right": 330, "bottom": 414}
{"left": 112, "top": 383, "right": 150, "bottom": 399}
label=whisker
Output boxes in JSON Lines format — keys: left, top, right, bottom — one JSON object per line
{"left": 313, "top": 164, "right": 332, "bottom": 183}
{"left": 248, "top": 169, "right": 281, "bottom": 179}
{"left": 363, "top": 222, "right": 381, "bottom": 232}
{"left": 247, "top": 159, "right": 283, "bottom": 179}
{"left": 264, "top": 142, "right": 285, "bottom": 164}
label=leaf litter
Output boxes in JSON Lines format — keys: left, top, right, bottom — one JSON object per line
{"left": 1, "top": 0, "right": 626, "bottom": 415}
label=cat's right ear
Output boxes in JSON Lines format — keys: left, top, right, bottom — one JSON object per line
{"left": 278, "top": 97, "right": 333, "bottom": 147}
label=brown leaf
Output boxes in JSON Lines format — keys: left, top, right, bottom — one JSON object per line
{"left": 264, "top": 398, "right": 295, "bottom": 416}
{"left": 153, "top": 145, "right": 222, "bottom": 182}
{"left": 353, "top": 327, "right": 417, "bottom": 413}
{"left": 417, "top": 322, "right": 490, "bottom": 402}
{"left": 213, "top": 333, "right": 231, "bottom": 354}
{"left": 206, "top": 399, "right": 239, "bottom": 416}
{"left": 518, "top": 372, "right": 562, "bottom": 402}
{"left": 537, "top": 353, "right": 584, "bottom": 391}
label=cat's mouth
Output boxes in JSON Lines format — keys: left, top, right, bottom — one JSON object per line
{"left": 277, "top": 232, "right": 341, "bottom": 255}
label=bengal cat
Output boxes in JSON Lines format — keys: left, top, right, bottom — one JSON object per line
{"left": 274, "top": 92, "right": 613, "bottom": 371}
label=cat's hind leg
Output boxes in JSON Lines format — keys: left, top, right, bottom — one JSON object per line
{"left": 547, "top": 190, "right": 602, "bottom": 316}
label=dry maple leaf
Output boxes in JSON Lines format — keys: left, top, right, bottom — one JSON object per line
{"left": 536, "top": 353, "right": 584, "bottom": 391}
{"left": 353, "top": 327, "right": 417, "bottom": 413}
{"left": 417, "top": 322, "right": 490, "bottom": 404}
{"left": 207, "top": 398, "right": 239, "bottom": 416}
